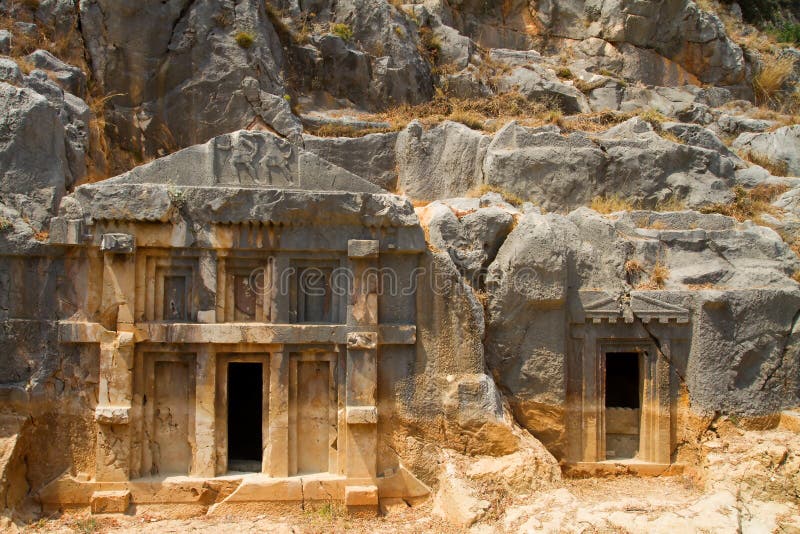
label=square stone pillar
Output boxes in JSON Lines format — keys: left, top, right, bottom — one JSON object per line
{"left": 95, "top": 331, "right": 134, "bottom": 482}
{"left": 100, "top": 233, "right": 136, "bottom": 332}
{"left": 193, "top": 346, "right": 216, "bottom": 477}
{"left": 95, "top": 234, "right": 137, "bottom": 482}
{"left": 267, "top": 349, "right": 289, "bottom": 476}
{"left": 345, "top": 240, "right": 379, "bottom": 509}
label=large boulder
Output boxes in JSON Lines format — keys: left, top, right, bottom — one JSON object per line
{"left": 302, "top": 131, "right": 398, "bottom": 191}
{"left": 417, "top": 195, "right": 520, "bottom": 286}
{"left": 495, "top": 65, "right": 591, "bottom": 114}
{"left": 396, "top": 120, "right": 489, "bottom": 201}
{"left": 0, "top": 82, "right": 70, "bottom": 224}
{"left": 733, "top": 126, "right": 800, "bottom": 178}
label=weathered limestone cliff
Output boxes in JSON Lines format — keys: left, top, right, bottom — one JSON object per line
{"left": 1, "top": 0, "right": 800, "bottom": 531}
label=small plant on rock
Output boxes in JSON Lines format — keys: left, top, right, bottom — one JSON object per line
{"left": 235, "top": 31, "right": 255, "bottom": 48}
{"left": 168, "top": 186, "right": 187, "bottom": 209}
{"left": 556, "top": 67, "right": 574, "bottom": 79}
{"left": 331, "top": 23, "right": 353, "bottom": 42}
{"left": 0, "top": 216, "right": 11, "bottom": 231}
{"left": 467, "top": 184, "right": 525, "bottom": 207}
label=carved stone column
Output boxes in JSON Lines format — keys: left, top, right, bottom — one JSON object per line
{"left": 267, "top": 349, "right": 289, "bottom": 477}
{"left": 344, "top": 240, "right": 379, "bottom": 510}
{"left": 95, "top": 234, "right": 137, "bottom": 482}
{"left": 193, "top": 346, "right": 216, "bottom": 477}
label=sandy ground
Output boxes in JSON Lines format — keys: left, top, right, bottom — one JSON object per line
{"left": 11, "top": 427, "right": 800, "bottom": 533}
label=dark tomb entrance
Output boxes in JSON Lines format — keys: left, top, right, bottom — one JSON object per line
{"left": 227, "top": 362, "right": 263, "bottom": 472}
{"left": 605, "top": 352, "right": 642, "bottom": 459}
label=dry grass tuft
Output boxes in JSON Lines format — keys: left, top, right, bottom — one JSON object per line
{"left": 590, "top": 194, "right": 634, "bottom": 214}
{"left": 636, "top": 261, "right": 669, "bottom": 290}
{"left": 659, "top": 131, "right": 685, "bottom": 144}
{"left": 638, "top": 108, "right": 668, "bottom": 132}
{"left": 467, "top": 184, "right": 525, "bottom": 207}
{"left": 559, "top": 111, "right": 633, "bottom": 133}
{"left": 739, "top": 149, "right": 790, "bottom": 177}
{"left": 448, "top": 110, "right": 485, "bottom": 130}
{"left": 331, "top": 23, "right": 353, "bottom": 42}
{"left": 793, "top": 270, "right": 800, "bottom": 284}
{"left": 749, "top": 183, "right": 789, "bottom": 203}
{"left": 365, "top": 91, "right": 561, "bottom": 132}
{"left": 753, "top": 56, "right": 796, "bottom": 108}
{"left": 307, "top": 123, "right": 395, "bottom": 138}
{"left": 655, "top": 195, "right": 686, "bottom": 212}
{"left": 624, "top": 260, "right": 644, "bottom": 275}
{"left": 700, "top": 185, "right": 782, "bottom": 221}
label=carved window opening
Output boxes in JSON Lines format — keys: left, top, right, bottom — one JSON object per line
{"left": 290, "top": 260, "right": 341, "bottom": 324}
{"left": 220, "top": 257, "right": 272, "bottom": 322}
{"left": 227, "top": 362, "right": 264, "bottom": 472}
{"left": 139, "top": 254, "right": 199, "bottom": 322}
{"left": 163, "top": 275, "right": 188, "bottom": 321}
{"left": 604, "top": 351, "right": 642, "bottom": 460}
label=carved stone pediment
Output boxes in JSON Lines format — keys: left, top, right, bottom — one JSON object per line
{"left": 578, "top": 291, "right": 626, "bottom": 323}
{"left": 577, "top": 290, "right": 689, "bottom": 325}
{"left": 629, "top": 292, "right": 690, "bottom": 324}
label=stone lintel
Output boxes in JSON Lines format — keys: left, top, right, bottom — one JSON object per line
{"left": 348, "top": 239, "right": 379, "bottom": 258}
{"left": 59, "top": 321, "right": 416, "bottom": 346}
{"left": 346, "top": 406, "right": 378, "bottom": 424}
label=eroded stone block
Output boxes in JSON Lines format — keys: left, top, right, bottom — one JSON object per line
{"left": 100, "top": 233, "right": 135, "bottom": 254}
{"left": 347, "top": 331, "right": 377, "bottom": 350}
{"left": 345, "top": 485, "right": 378, "bottom": 507}
{"left": 348, "top": 240, "right": 379, "bottom": 258}
{"left": 346, "top": 406, "right": 377, "bottom": 425}
{"left": 94, "top": 406, "right": 130, "bottom": 425}
{"left": 90, "top": 490, "right": 131, "bottom": 514}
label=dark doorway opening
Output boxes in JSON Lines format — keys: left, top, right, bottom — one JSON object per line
{"left": 605, "top": 351, "right": 641, "bottom": 460}
{"left": 605, "top": 352, "right": 640, "bottom": 408}
{"left": 227, "top": 362, "right": 263, "bottom": 472}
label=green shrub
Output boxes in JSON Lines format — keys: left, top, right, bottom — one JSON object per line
{"left": 331, "top": 23, "right": 353, "bottom": 42}
{"left": 235, "top": 31, "right": 255, "bottom": 48}
{"left": 775, "top": 23, "right": 800, "bottom": 44}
